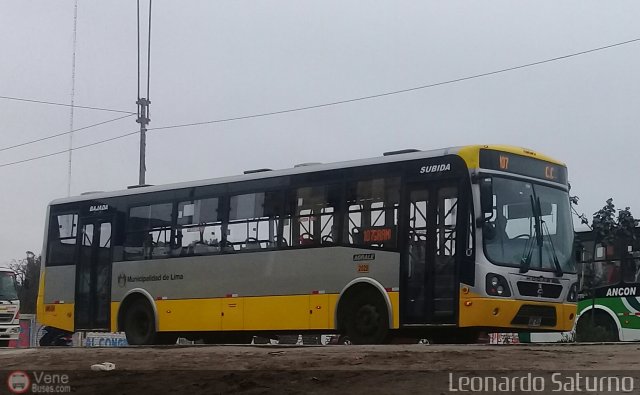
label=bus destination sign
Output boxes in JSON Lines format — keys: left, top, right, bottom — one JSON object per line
{"left": 356, "top": 226, "right": 396, "bottom": 246}
{"left": 479, "top": 149, "right": 567, "bottom": 184}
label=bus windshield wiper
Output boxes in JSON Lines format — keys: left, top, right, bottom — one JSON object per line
{"left": 520, "top": 195, "right": 545, "bottom": 274}
{"left": 520, "top": 197, "right": 563, "bottom": 277}
{"left": 520, "top": 195, "right": 539, "bottom": 273}
{"left": 539, "top": 205, "right": 563, "bottom": 277}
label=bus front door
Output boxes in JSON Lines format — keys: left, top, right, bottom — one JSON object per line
{"left": 402, "top": 183, "right": 458, "bottom": 325}
{"left": 75, "top": 218, "right": 113, "bottom": 331}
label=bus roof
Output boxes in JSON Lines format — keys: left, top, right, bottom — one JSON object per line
{"left": 49, "top": 144, "right": 563, "bottom": 206}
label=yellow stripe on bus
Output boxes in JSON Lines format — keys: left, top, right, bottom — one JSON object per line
{"left": 45, "top": 291, "right": 400, "bottom": 334}
{"left": 112, "top": 292, "right": 399, "bottom": 333}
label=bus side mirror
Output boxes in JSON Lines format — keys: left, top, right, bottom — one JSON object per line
{"left": 479, "top": 178, "right": 494, "bottom": 220}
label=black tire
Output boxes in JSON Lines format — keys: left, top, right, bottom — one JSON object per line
{"left": 343, "top": 290, "right": 389, "bottom": 345}
{"left": 39, "top": 332, "right": 53, "bottom": 347}
{"left": 576, "top": 310, "right": 619, "bottom": 342}
{"left": 124, "top": 299, "right": 158, "bottom": 345}
{"left": 0, "top": 340, "right": 9, "bottom": 347}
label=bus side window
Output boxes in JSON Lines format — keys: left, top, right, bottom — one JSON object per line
{"left": 176, "top": 198, "right": 222, "bottom": 256}
{"left": 344, "top": 178, "right": 399, "bottom": 249}
{"left": 228, "top": 191, "right": 281, "bottom": 251}
{"left": 284, "top": 185, "right": 339, "bottom": 247}
{"left": 125, "top": 203, "right": 173, "bottom": 260}
{"left": 47, "top": 213, "right": 78, "bottom": 266}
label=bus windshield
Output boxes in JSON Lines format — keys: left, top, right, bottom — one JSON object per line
{"left": 0, "top": 271, "right": 18, "bottom": 301}
{"left": 483, "top": 177, "right": 575, "bottom": 273}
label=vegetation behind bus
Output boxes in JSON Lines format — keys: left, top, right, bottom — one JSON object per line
{"left": 576, "top": 198, "right": 639, "bottom": 342}
{"left": 8, "top": 252, "right": 40, "bottom": 314}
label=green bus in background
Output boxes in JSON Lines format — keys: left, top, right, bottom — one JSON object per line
{"left": 575, "top": 229, "right": 640, "bottom": 342}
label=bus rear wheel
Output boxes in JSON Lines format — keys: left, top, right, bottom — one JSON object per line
{"left": 343, "top": 290, "right": 389, "bottom": 344}
{"left": 124, "top": 299, "right": 160, "bottom": 345}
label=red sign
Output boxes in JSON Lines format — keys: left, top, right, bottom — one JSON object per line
{"left": 362, "top": 227, "right": 394, "bottom": 243}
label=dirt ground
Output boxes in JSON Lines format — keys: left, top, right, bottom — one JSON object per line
{"left": 0, "top": 343, "right": 638, "bottom": 394}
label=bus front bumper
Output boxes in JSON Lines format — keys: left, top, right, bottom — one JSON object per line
{"left": 459, "top": 296, "right": 576, "bottom": 332}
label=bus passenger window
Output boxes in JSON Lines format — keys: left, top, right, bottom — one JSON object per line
{"left": 125, "top": 203, "right": 173, "bottom": 260}
{"left": 284, "top": 185, "right": 339, "bottom": 247}
{"left": 176, "top": 198, "right": 222, "bottom": 256}
{"left": 227, "top": 191, "right": 281, "bottom": 251}
{"left": 344, "top": 178, "right": 399, "bottom": 249}
{"left": 47, "top": 213, "right": 78, "bottom": 266}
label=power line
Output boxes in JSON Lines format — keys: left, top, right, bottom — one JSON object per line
{"left": 0, "top": 130, "right": 140, "bottom": 169}
{"left": 572, "top": 205, "right": 592, "bottom": 230}
{"left": 1, "top": 37, "right": 639, "bottom": 170}
{"left": 148, "top": 37, "right": 640, "bottom": 132}
{"left": 0, "top": 113, "right": 135, "bottom": 152}
{"left": 0, "top": 95, "right": 135, "bottom": 114}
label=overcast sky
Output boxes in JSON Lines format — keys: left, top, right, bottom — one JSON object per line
{"left": 1, "top": 1, "right": 639, "bottom": 266}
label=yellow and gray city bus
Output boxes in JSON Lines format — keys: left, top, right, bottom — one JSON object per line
{"left": 37, "top": 145, "right": 577, "bottom": 344}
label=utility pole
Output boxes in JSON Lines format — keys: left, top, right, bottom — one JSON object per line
{"left": 136, "top": 98, "right": 150, "bottom": 185}
{"left": 67, "top": 0, "right": 78, "bottom": 196}
{"left": 136, "top": 0, "right": 152, "bottom": 186}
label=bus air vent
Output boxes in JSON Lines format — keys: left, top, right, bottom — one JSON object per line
{"left": 243, "top": 168, "right": 273, "bottom": 174}
{"left": 383, "top": 149, "right": 421, "bottom": 156}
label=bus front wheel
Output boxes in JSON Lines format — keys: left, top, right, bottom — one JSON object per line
{"left": 576, "top": 310, "right": 619, "bottom": 342}
{"left": 343, "top": 290, "right": 389, "bottom": 344}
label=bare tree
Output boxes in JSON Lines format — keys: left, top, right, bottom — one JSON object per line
{"left": 8, "top": 251, "right": 40, "bottom": 314}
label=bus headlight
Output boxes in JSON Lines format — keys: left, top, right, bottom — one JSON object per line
{"left": 567, "top": 283, "right": 578, "bottom": 302}
{"left": 486, "top": 274, "right": 511, "bottom": 297}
